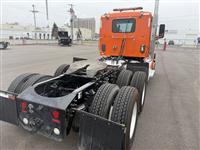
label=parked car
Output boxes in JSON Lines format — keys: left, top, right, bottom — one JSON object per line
{"left": 58, "top": 31, "right": 72, "bottom": 46}
{"left": 168, "top": 40, "right": 175, "bottom": 45}
{"left": 197, "top": 37, "right": 200, "bottom": 44}
{"left": 0, "top": 41, "right": 9, "bottom": 50}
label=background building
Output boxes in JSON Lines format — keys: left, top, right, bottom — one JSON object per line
{"left": 1, "top": 22, "right": 92, "bottom": 41}
{"left": 159, "top": 29, "right": 199, "bottom": 46}
{"left": 73, "top": 18, "right": 96, "bottom": 39}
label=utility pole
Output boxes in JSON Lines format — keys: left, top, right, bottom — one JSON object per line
{"left": 30, "top": 4, "right": 39, "bottom": 29}
{"left": 68, "top": 4, "right": 75, "bottom": 43}
{"left": 45, "top": 0, "right": 49, "bottom": 20}
{"left": 150, "top": 0, "right": 159, "bottom": 58}
{"left": 45, "top": 0, "right": 50, "bottom": 28}
{"left": 30, "top": 4, "right": 39, "bottom": 39}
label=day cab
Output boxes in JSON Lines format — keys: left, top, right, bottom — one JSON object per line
{"left": 99, "top": 7, "right": 164, "bottom": 60}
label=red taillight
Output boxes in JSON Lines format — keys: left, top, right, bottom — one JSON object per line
{"left": 52, "top": 119, "right": 60, "bottom": 124}
{"left": 21, "top": 101, "right": 27, "bottom": 112}
{"left": 52, "top": 111, "right": 60, "bottom": 119}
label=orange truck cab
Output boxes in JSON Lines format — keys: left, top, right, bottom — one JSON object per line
{"left": 99, "top": 7, "right": 165, "bottom": 61}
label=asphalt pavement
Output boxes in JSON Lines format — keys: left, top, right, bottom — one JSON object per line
{"left": 0, "top": 44, "right": 199, "bottom": 150}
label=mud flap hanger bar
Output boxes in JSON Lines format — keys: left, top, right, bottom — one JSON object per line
{"left": 77, "top": 110, "right": 125, "bottom": 150}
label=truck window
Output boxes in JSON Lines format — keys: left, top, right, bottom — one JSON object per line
{"left": 58, "top": 31, "right": 68, "bottom": 37}
{"left": 112, "top": 18, "right": 136, "bottom": 33}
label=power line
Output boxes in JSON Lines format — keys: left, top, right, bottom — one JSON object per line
{"left": 159, "top": 15, "right": 198, "bottom": 21}
{"left": 159, "top": 18, "right": 198, "bottom": 23}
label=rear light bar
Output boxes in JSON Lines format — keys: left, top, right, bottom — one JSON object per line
{"left": 113, "top": 7, "right": 143, "bottom": 12}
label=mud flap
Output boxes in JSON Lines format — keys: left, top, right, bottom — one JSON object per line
{"left": 0, "top": 91, "right": 18, "bottom": 125}
{"left": 78, "top": 110, "right": 125, "bottom": 150}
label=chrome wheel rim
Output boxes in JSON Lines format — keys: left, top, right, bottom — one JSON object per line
{"left": 130, "top": 102, "right": 137, "bottom": 138}
{"left": 141, "top": 84, "right": 146, "bottom": 106}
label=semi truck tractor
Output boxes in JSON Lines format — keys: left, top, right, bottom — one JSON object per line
{"left": 58, "top": 31, "right": 72, "bottom": 46}
{"left": 0, "top": 0, "right": 165, "bottom": 149}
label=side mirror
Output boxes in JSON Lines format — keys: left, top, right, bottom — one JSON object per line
{"left": 158, "top": 24, "right": 165, "bottom": 38}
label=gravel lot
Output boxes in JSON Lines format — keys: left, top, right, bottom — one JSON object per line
{"left": 0, "top": 44, "right": 199, "bottom": 150}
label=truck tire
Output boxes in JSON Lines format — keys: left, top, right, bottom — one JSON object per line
{"left": 111, "top": 86, "right": 139, "bottom": 150}
{"left": 7, "top": 73, "right": 37, "bottom": 94}
{"left": 35, "top": 75, "right": 52, "bottom": 83}
{"left": 18, "top": 74, "right": 52, "bottom": 93}
{"left": 90, "top": 83, "right": 119, "bottom": 118}
{"left": 116, "top": 70, "right": 133, "bottom": 88}
{"left": 54, "top": 64, "right": 70, "bottom": 76}
{"left": 130, "top": 71, "right": 147, "bottom": 113}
